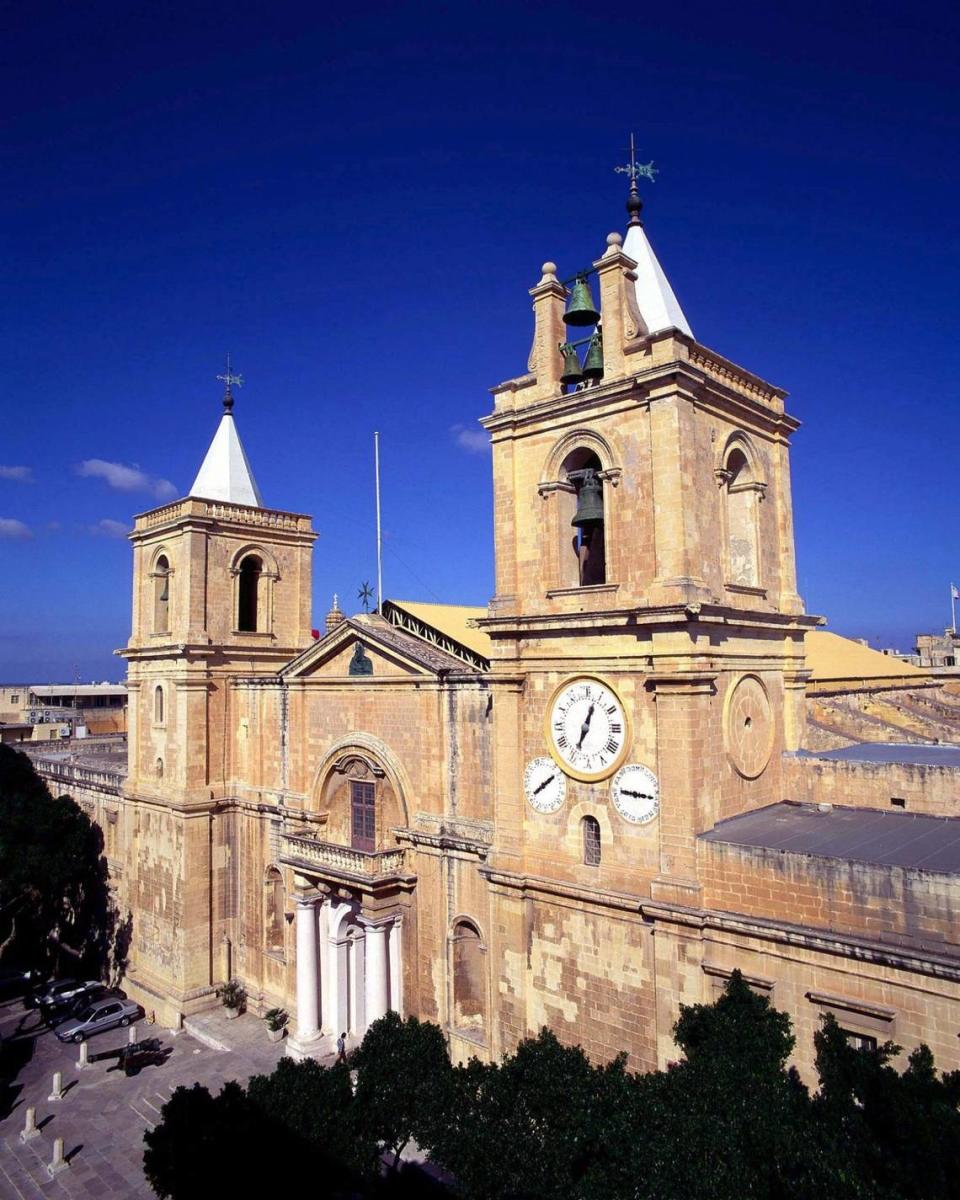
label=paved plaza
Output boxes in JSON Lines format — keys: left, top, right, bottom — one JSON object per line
{"left": 0, "top": 998, "right": 319, "bottom": 1198}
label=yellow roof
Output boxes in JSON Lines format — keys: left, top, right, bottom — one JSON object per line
{"left": 387, "top": 600, "right": 492, "bottom": 659}
{"left": 805, "top": 631, "right": 924, "bottom": 682}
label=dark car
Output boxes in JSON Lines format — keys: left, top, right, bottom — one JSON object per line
{"left": 49, "top": 985, "right": 117, "bottom": 1026}
{"left": 0, "top": 967, "right": 43, "bottom": 1002}
{"left": 37, "top": 980, "right": 102, "bottom": 1023}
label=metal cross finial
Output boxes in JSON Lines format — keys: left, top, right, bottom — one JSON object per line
{"left": 358, "top": 582, "right": 374, "bottom": 613}
{"left": 217, "top": 354, "right": 244, "bottom": 411}
{"left": 614, "top": 133, "right": 658, "bottom": 184}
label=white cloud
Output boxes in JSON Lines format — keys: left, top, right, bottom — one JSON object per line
{"left": 76, "top": 458, "right": 177, "bottom": 500}
{"left": 450, "top": 424, "right": 489, "bottom": 454}
{"left": 90, "top": 518, "right": 129, "bottom": 539}
{"left": 0, "top": 465, "right": 33, "bottom": 482}
{"left": 0, "top": 518, "right": 32, "bottom": 539}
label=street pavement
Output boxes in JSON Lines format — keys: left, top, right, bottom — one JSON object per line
{"left": 0, "top": 997, "right": 308, "bottom": 1198}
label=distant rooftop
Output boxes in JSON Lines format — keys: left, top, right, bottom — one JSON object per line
{"left": 799, "top": 743, "right": 960, "bottom": 768}
{"left": 701, "top": 801, "right": 960, "bottom": 874}
{"left": 29, "top": 684, "right": 127, "bottom": 697}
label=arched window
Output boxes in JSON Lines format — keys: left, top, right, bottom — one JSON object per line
{"left": 561, "top": 448, "right": 605, "bottom": 587}
{"left": 154, "top": 555, "right": 171, "bottom": 634}
{"left": 582, "top": 815, "right": 601, "bottom": 866}
{"left": 723, "top": 447, "right": 761, "bottom": 587}
{"left": 155, "top": 756, "right": 164, "bottom": 779}
{"left": 238, "top": 555, "right": 263, "bottom": 632}
{"left": 264, "top": 867, "right": 284, "bottom": 953}
{"left": 452, "top": 920, "right": 485, "bottom": 1035}
{"left": 154, "top": 685, "right": 164, "bottom": 725}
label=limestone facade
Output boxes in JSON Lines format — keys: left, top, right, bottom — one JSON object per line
{"left": 109, "top": 213, "right": 960, "bottom": 1079}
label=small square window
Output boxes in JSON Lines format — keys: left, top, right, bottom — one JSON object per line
{"left": 842, "top": 1029, "right": 877, "bottom": 1052}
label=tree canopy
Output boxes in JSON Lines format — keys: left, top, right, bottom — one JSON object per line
{"left": 144, "top": 973, "right": 960, "bottom": 1200}
{"left": 0, "top": 744, "right": 128, "bottom": 979}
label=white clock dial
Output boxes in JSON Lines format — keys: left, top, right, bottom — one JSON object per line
{"left": 523, "top": 756, "right": 566, "bottom": 814}
{"left": 546, "top": 676, "right": 628, "bottom": 782}
{"left": 611, "top": 763, "right": 659, "bottom": 824}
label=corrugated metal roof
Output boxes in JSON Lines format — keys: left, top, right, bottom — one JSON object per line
{"left": 805, "top": 631, "right": 925, "bottom": 683}
{"left": 386, "top": 600, "right": 491, "bottom": 660}
{"left": 799, "top": 744, "right": 960, "bottom": 767}
{"left": 701, "top": 801, "right": 960, "bottom": 874}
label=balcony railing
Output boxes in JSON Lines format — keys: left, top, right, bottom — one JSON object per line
{"left": 280, "top": 834, "right": 406, "bottom": 881}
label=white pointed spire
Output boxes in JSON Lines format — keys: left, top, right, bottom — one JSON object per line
{"left": 190, "top": 368, "right": 263, "bottom": 508}
{"left": 614, "top": 141, "right": 693, "bottom": 338}
{"left": 623, "top": 221, "right": 693, "bottom": 338}
{"left": 190, "top": 410, "right": 263, "bottom": 506}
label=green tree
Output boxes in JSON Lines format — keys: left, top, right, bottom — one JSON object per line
{"left": 0, "top": 744, "right": 127, "bottom": 978}
{"left": 632, "top": 972, "right": 852, "bottom": 1200}
{"left": 353, "top": 1011, "right": 454, "bottom": 1170}
{"left": 431, "top": 1027, "right": 633, "bottom": 1200}
{"left": 813, "top": 1014, "right": 960, "bottom": 1199}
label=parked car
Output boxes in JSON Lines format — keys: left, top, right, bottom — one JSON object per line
{"left": 49, "top": 984, "right": 117, "bottom": 1025}
{"left": 55, "top": 996, "right": 142, "bottom": 1042}
{"left": 36, "top": 979, "right": 101, "bottom": 1022}
{"left": 29, "top": 979, "right": 97, "bottom": 1011}
{"left": 0, "top": 967, "right": 43, "bottom": 1002}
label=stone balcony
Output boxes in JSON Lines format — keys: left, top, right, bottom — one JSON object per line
{"left": 279, "top": 833, "right": 412, "bottom": 892}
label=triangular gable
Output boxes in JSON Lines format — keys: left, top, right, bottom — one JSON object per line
{"left": 281, "top": 617, "right": 456, "bottom": 680}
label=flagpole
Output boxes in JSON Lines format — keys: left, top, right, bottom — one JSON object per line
{"left": 374, "top": 432, "right": 383, "bottom": 614}
{"left": 951, "top": 583, "right": 957, "bottom": 636}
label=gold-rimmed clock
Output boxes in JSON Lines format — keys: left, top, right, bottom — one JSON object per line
{"left": 544, "top": 675, "right": 630, "bottom": 782}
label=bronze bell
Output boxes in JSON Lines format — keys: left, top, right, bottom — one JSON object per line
{"left": 559, "top": 342, "right": 584, "bottom": 386}
{"left": 563, "top": 274, "right": 600, "bottom": 327}
{"left": 571, "top": 469, "right": 604, "bottom": 528}
{"left": 158, "top": 574, "right": 169, "bottom": 602}
{"left": 582, "top": 331, "right": 604, "bottom": 380}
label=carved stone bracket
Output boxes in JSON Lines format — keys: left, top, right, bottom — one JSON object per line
{"left": 332, "top": 754, "right": 385, "bottom": 780}
{"left": 537, "top": 480, "right": 576, "bottom": 499}
{"left": 597, "top": 467, "right": 622, "bottom": 488}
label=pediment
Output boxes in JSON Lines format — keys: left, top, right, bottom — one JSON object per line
{"left": 281, "top": 617, "right": 454, "bottom": 680}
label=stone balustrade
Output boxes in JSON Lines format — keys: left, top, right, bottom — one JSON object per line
{"left": 280, "top": 833, "right": 405, "bottom": 880}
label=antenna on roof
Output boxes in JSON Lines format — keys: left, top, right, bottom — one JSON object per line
{"left": 374, "top": 432, "right": 383, "bottom": 614}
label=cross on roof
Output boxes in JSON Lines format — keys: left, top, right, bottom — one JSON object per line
{"left": 614, "top": 133, "right": 658, "bottom": 184}
{"left": 217, "top": 354, "right": 244, "bottom": 411}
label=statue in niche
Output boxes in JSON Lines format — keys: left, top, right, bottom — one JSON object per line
{"left": 349, "top": 642, "right": 374, "bottom": 676}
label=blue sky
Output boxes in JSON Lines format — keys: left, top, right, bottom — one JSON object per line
{"left": 1, "top": 0, "right": 957, "bottom": 680}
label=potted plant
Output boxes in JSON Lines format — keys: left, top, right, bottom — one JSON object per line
{"left": 264, "top": 1007, "right": 288, "bottom": 1042}
{"left": 215, "top": 979, "right": 246, "bottom": 1019}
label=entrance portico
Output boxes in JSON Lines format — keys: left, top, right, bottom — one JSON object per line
{"left": 282, "top": 835, "right": 413, "bottom": 1060}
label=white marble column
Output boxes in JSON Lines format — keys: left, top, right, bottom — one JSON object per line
{"left": 387, "top": 917, "right": 402, "bottom": 1013}
{"left": 293, "top": 893, "right": 320, "bottom": 1043}
{"left": 363, "top": 920, "right": 390, "bottom": 1027}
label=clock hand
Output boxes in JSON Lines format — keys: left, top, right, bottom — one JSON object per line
{"left": 533, "top": 773, "right": 556, "bottom": 795}
{"left": 576, "top": 703, "right": 595, "bottom": 749}
{"left": 622, "top": 789, "right": 653, "bottom": 800}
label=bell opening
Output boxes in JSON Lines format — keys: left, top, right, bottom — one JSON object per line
{"left": 562, "top": 449, "right": 606, "bottom": 587}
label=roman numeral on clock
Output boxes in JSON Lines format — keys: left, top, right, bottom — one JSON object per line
{"left": 606, "top": 737, "right": 618, "bottom": 753}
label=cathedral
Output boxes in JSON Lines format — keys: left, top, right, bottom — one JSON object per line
{"left": 114, "top": 175, "right": 960, "bottom": 1079}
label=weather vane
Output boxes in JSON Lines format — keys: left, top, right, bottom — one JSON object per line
{"left": 217, "top": 353, "right": 244, "bottom": 411}
{"left": 358, "top": 581, "right": 374, "bottom": 612}
{"left": 614, "top": 133, "right": 658, "bottom": 184}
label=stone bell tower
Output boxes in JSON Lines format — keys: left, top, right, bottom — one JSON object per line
{"left": 119, "top": 375, "right": 316, "bottom": 1023}
{"left": 479, "top": 162, "right": 819, "bottom": 924}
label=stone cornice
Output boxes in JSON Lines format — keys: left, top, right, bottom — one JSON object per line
{"left": 477, "top": 602, "right": 822, "bottom": 638}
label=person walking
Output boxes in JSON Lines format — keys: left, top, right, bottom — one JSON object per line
{"left": 336, "top": 1031, "right": 347, "bottom": 1063}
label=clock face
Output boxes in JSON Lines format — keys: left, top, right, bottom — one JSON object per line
{"left": 546, "top": 676, "right": 629, "bottom": 782}
{"left": 611, "top": 763, "right": 659, "bottom": 824}
{"left": 523, "top": 756, "right": 566, "bottom": 814}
